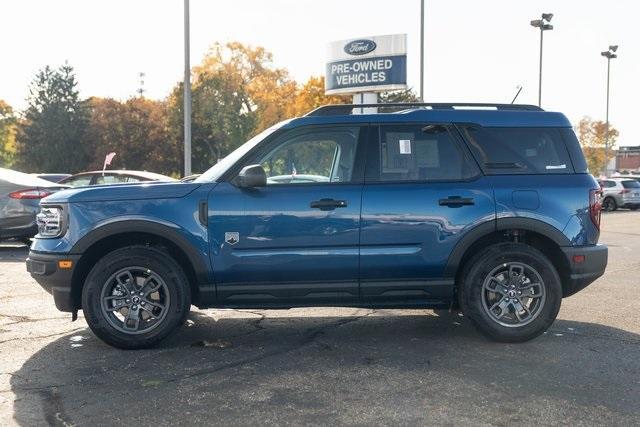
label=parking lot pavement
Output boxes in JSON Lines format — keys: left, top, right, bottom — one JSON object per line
{"left": 1, "top": 213, "right": 639, "bottom": 426}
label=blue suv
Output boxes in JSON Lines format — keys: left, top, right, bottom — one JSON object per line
{"left": 27, "top": 103, "right": 607, "bottom": 349}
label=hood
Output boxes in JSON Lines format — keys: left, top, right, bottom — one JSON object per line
{"left": 43, "top": 181, "right": 203, "bottom": 203}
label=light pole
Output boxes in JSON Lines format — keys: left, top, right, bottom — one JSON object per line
{"left": 601, "top": 45, "right": 618, "bottom": 177}
{"left": 183, "top": 0, "right": 192, "bottom": 177}
{"left": 420, "top": 0, "right": 425, "bottom": 101}
{"left": 530, "top": 13, "right": 553, "bottom": 107}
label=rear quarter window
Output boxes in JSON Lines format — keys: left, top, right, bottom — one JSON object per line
{"left": 622, "top": 180, "right": 640, "bottom": 189}
{"left": 459, "top": 126, "right": 575, "bottom": 175}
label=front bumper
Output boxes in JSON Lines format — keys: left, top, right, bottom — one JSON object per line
{"left": 560, "top": 244, "right": 608, "bottom": 297}
{"left": 26, "top": 251, "right": 80, "bottom": 312}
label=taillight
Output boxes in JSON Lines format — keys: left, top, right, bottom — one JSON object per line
{"left": 8, "top": 189, "right": 52, "bottom": 199}
{"left": 589, "top": 188, "right": 602, "bottom": 230}
{"left": 620, "top": 189, "right": 630, "bottom": 194}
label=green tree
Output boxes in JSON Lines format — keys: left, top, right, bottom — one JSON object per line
{"left": 379, "top": 88, "right": 420, "bottom": 103}
{"left": 167, "top": 42, "right": 298, "bottom": 173}
{"left": 16, "top": 64, "right": 89, "bottom": 173}
{"left": 0, "top": 99, "right": 17, "bottom": 167}
{"left": 577, "top": 116, "right": 619, "bottom": 174}
{"left": 85, "top": 97, "right": 178, "bottom": 175}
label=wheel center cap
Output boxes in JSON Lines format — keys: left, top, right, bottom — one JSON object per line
{"left": 132, "top": 296, "right": 140, "bottom": 304}
{"left": 508, "top": 290, "right": 517, "bottom": 298}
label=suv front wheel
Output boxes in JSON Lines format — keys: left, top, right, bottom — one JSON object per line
{"left": 459, "top": 243, "right": 562, "bottom": 342}
{"left": 82, "top": 246, "right": 191, "bottom": 349}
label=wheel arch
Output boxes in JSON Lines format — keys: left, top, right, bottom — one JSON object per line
{"left": 70, "top": 220, "right": 209, "bottom": 309}
{"left": 445, "top": 218, "right": 571, "bottom": 298}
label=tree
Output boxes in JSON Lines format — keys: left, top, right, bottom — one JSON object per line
{"left": 0, "top": 100, "right": 17, "bottom": 168}
{"left": 168, "top": 42, "right": 296, "bottom": 173}
{"left": 85, "top": 97, "right": 179, "bottom": 175}
{"left": 16, "top": 64, "right": 89, "bottom": 173}
{"left": 166, "top": 43, "right": 421, "bottom": 175}
{"left": 577, "top": 116, "right": 619, "bottom": 175}
{"left": 286, "top": 76, "right": 349, "bottom": 117}
{"left": 379, "top": 88, "right": 420, "bottom": 103}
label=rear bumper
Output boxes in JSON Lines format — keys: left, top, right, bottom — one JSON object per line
{"left": 0, "top": 216, "right": 37, "bottom": 240}
{"left": 26, "top": 251, "right": 80, "bottom": 312}
{"left": 560, "top": 244, "right": 608, "bottom": 297}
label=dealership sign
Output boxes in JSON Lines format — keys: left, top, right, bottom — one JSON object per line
{"left": 325, "top": 34, "right": 407, "bottom": 95}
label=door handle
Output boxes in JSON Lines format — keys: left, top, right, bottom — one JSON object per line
{"left": 438, "top": 196, "right": 475, "bottom": 207}
{"left": 310, "top": 198, "right": 348, "bottom": 211}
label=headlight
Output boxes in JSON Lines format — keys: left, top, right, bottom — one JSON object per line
{"left": 36, "top": 206, "right": 65, "bottom": 238}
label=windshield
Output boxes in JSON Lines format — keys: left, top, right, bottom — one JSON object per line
{"left": 195, "top": 120, "right": 289, "bottom": 183}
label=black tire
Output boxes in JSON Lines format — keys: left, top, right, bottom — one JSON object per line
{"left": 82, "top": 246, "right": 191, "bottom": 349}
{"left": 602, "top": 197, "right": 617, "bottom": 212}
{"left": 630, "top": 205, "right": 639, "bottom": 211}
{"left": 459, "top": 243, "right": 562, "bottom": 343}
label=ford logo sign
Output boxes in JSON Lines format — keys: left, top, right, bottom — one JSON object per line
{"left": 344, "top": 39, "right": 377, "bottom": 56}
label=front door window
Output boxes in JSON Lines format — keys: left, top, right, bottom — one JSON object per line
{"left": 256, "top": 128, "right": 359, "bottom": 185}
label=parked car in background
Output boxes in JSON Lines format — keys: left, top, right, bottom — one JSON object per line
{"left": 180, "top": 174, "right": 201, "bottom": 182}
{"left": 32, "top": 173, "right": 72, "bottom": 183}
{"left": 0, "top": 168, "right": 69, "bottom": 242}
{"left": 623, "top": 175, "right": 640, "bottom": 183}
{"left": 59, "top": 170, "right": 177, "bottom": 187}
{"left": 600, "top": 178, "right": 640, "bottom": 211}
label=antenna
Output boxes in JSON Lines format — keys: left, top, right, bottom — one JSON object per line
{"left": 137, "top": 72, "right": 146, "bottom": 97}
{"left": 511, "top": 85, "right": 523, "bottom": 104}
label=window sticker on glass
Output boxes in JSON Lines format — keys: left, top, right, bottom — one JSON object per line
{"left": 399, "top": 139, "right": 412, "bottom": 154}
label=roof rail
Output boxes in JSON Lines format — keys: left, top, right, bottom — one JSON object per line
{"left": 305, "top": 102, "right": 544, "bottom": 117}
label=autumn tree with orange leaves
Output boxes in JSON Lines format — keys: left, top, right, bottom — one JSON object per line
{"left": 577, "top": 116, "right": 619, "bottom": 175}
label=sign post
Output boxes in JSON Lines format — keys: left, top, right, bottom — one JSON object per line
{"left": 325, "top": 34, "right": 408, "bottom": 113}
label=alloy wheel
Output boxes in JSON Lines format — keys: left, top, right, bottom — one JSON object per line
{"left": 99, "top": 267, "right": 170, "bottom": 335}
{"left": 481, "top": 262, "right": 546, "bottom": 327}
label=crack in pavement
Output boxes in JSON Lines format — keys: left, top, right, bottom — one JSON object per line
{"left": 40, "top": 387, "right": 75, "bottom": 427}
{"left": 4, "top": 311, "right": 375, "bottom": 396}
{"left": 164, "top": 309, "right": 376, "bottom": 384}
{"left": 0, "top": 313, "right": 68, "bottom": 325}
{"left": 0, "top": 327, "right": 86, "bottom": 345}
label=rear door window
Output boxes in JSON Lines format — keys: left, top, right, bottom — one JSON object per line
{"left": 622, "top": 180, "right": 640, "bottom": 189}
{"left": 373, "top": 124, "right": 479, "bottom": 182}
{"left": 459, "top": 126, "right": 574, "bottom": 175}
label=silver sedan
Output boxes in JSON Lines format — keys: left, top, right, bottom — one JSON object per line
{"left": 0, "top": 168, "right": 68, "bottom": 242}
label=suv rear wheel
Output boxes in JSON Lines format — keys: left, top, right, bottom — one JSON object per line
{"left": 82, "top": 246, "right": 191, "bottom": 349}
{"left": 602, "top": 197, "right": 617, "bottom": 212}
{"left": 459, "top": 243, "right": 562, "bottom": 342}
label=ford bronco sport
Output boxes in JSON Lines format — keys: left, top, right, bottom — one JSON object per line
{"left": 27, "top": 103, "right": 607, "bottom": 349}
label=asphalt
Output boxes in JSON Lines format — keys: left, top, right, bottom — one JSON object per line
{"left": 1, "top": 211, "right": 639, "bottom": 426}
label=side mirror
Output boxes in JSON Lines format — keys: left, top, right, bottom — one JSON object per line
{"left": 236, "top": 164, "right": 267, "bottom": 188}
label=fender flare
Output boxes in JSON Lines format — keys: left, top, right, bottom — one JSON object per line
{"left": 443, "top": 217, "right": 570, "bottom": 278}
{"left": 70, "top": 219, "right": 210, "bottom": 284}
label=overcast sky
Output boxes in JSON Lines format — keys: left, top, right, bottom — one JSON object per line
{"left": 1, "top": 0, "right": 638, "bottom": 146}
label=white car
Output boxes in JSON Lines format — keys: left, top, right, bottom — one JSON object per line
{"left": 599, "top": 178, "right": 640, "bottom": 211}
